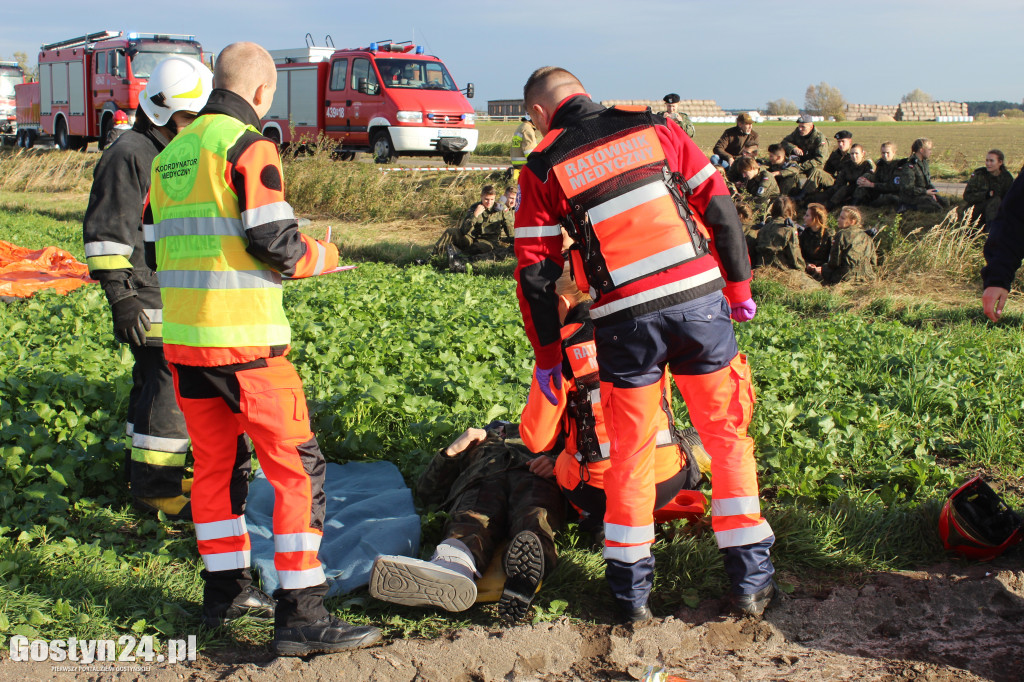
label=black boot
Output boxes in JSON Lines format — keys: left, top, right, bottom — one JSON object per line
{"left": 497, "top": 530, "right": 544, "bottom": 624}
{"left": 202, "top": 584, "right": 276, "bottom": 627}
{"left": 728, "top": 581, "right": 777, "bottom": 618}
{"left": 272, "top": 616, "right": 382, "bottom": 656}
{"left": 615, "top": 601, "right": 653, "bottom": 623}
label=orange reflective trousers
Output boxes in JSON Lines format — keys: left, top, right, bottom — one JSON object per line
{"left": 170, "top": 355, "right": 327, "bottom": 591}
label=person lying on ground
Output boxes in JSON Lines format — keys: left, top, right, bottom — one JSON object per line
{"left": 369, "top": 422, "right": 566, "bottom": 624}
{"left": 807, "top": 206, "right": 877, "bottom": 284}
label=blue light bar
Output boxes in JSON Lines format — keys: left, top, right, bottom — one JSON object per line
{"left": 369, "top": 42, "right": 378, "bottom": 52}
{"left": 415, "top": 45, "right": 423, "bottom": 54}
{"left": 128, "top": 32, "right": 138, "bottom": 40}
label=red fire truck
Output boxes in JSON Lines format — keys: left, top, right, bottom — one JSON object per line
{"left": 0, "top": 61, "right": 24, "bottom": 145}
{"left": 15, "top": 30, "right": 203, "bottom": 150}
{"left": 261, "top": 39, "right": 477, "bottom": 165}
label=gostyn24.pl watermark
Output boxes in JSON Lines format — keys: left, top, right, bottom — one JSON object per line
{"left": 9, "top": 634, "right": 197, "bottom": 664}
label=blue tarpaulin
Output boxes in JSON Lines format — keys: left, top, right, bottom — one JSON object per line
{"left": 245, "top": 460, "right": 420, "bottom": 597}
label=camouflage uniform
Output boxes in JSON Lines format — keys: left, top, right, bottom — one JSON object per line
{"left": 898, "top": 156, "right": 948, "bottom": 212}
{"left": 754, "top": 218, "right": 805, "bottom": 270}
{"left": 666, "top": 111, "right": 696, "bottom": 139}
{"left": 455, "top": 203, "right": 515, "bottom": 254}
{"left": 803, "top": 148, "right": 849, "bottom": 197}
{"left": 416, "top": 428, "right": 566, "bottom": 575}
{"left": 765, "top": 158, "right": 803, "bottom": 196}
{"left": 799, "top": 227, "right": 833, "bottom": 268}
{"left": 858, "top": 157, "right": 904, "bottom": 207}
{"left": 963, "top": 166, "right": 1015, "bottom": 227}
{"left": 821, "top": 228, "right": 877, "bottom": 284}
{"left": 781, "top": 126, "right": 828, "bottom": 174}
{"left": 827, "top": 158, "right": 875, "bottom": 209}
{"left": 742, "top": 170, "right": 780, "bottom": 208}
{"left": 823, "top": 149, "right": 849, "bottom": 177}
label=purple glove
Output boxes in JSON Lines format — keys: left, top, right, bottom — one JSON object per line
{"left": 730, "top": 298, "right": 757, "bottom": 322}
{"left": 535, "top": 364, "right": 563, "bottom": 406}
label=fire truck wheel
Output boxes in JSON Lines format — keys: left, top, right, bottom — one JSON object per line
{"left": 372, "top": 131, "right": 397, "bottom": 164}
{"left": 443, "top": 152, "right": 467, "bottom": 167}
{"left": 98, "top": 116, "right": 113, "bottom": 151}
{"left": 54, "top": 119, "right": 71, "bottom": 151}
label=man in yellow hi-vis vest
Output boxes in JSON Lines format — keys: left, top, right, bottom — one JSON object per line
{"left": 143, "top": 42, "right": 381, "bottom": 657}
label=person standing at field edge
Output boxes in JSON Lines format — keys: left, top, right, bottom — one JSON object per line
{"left": 981, "top": 172, "right": 1024, "bottom": 322}
{"left": 513, "top": 66, "right": 776, "bottom": 622}
{"left": 83, "top": 56, "right": 214, "bottom": 521}
{"left": 143, "top": 42, "right": 381, "bottom": 656}
{"left": 511, "top": 116, "right": 541, "bottom": 182}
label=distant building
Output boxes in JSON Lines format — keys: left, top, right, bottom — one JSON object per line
{"left": 487, "top": 99, "right": 525, "bottom": 117}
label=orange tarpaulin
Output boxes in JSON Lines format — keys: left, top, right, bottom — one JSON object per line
{"left": 0, "top": 240, "right": 96, "bottom": 298}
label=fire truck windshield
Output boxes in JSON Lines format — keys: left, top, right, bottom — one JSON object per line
{"left": 375, "top": 59, "right": 458, "bottom": 91}
{"left": 0, "top": 68, "right": 21, "bottom": 99}
{"left": 128, "top": 42, "right": 202, "bottom": 79}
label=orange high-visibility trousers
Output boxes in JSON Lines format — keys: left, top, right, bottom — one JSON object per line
{"left": 170, "top": 356, "right": 327, "bottom": 592}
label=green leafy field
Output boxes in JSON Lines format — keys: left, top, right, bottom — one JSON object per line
{"left": 2, "top": 178, "right": 1024, "bottom": 651}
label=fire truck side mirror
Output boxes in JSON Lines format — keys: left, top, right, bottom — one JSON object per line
{"left": 465, "top": 83, "right": 474, "bottom": 99}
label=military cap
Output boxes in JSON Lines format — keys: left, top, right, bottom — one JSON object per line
{"left": 663, "top": 93, "right": 681, "bottom": 104}
{"left": 834, "top": 130, "right": 853, "bottom": 140}
{"left": 798, "top": 114, "right": 814, "bottom": 123}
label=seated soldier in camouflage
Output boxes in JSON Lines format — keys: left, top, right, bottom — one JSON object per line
{"left": 663, "top": 93, "right": 695, "bottom": 138}
{"left": 755, "top": 196, "right": 806, "bottom": 270}
{"left": 898, "top": 138, "right": 948, "bottom": 213}
{"left": 765, "top": 143, "right": 803, "bottom": 196}
{"left": 456, "top": 184, "right": 514, "bottom": 253}
{"left": 734, "top": 157, "right": 780, "bottom": 209}
{"left": 369, "top": 422, "right": 565, "bottom": 623}
{"left": 782, "top": 115, "right": 828, "bottom": 195}
{"left": 825, "top": 143, "right": 875, "bottom": 210}
{"left": 963, "top": 149, "right": 1015, "bottom": 229}
{"left": 856, "top": 142, "right": 902, "bottom": 207}
{"left": 800, "top": 130, "right": 853, "bottom": 201}
{"left": 799, "top": 203, "right": 833, "bottom": 268}
{"left": 807, "top": 206, "right": 877, "bottom": 284}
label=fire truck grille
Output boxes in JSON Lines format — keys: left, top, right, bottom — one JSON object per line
{"left": 427, "top": 114, "right": 463, "bottom": 125}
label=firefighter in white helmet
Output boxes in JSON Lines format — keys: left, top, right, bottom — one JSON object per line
{"left": 82, "top": 56, "right": 224, "bottom": 525}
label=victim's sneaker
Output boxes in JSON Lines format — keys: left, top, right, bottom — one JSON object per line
{"left": 497, "top": 530, "right": 544, "bottom": 624}
{"left": 368, "top": 554, "right": 477, "bottom": 612}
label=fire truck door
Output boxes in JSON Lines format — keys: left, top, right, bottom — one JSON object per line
{"left": 324, "top": 58, "right": 348, "bottom": 145}
{"left": 347, "top": 57, "right": 381, "bottom": 147}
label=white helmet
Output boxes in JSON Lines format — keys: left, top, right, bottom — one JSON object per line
{"left": 139, "top": 55, "right": 213, "bottom": 126}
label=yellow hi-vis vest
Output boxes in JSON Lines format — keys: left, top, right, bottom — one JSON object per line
{"left": 147, "top": 115, "right": 291, "bottom": 359}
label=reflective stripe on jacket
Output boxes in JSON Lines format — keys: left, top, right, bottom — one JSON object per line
{"left": 513, "top": 96, "right": 749, "bottom": 367}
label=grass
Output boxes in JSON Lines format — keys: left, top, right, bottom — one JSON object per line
{"left": 3, "top": 126, "right": 1024, "bottom": 653}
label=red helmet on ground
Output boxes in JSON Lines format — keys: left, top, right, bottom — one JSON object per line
{"left": 113, "top": 110, "right": 130, "bottom": 124}
{"left": 939, "top": 476, "right": 1023, "bottom": 561}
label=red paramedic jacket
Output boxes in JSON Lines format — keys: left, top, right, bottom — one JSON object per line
{"left": 513, "top": 94, "right": 752, "bottom": 368}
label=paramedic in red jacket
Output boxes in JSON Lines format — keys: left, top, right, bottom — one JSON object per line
{"left": 513, "top": 67, "right": 776, "bottom": 621}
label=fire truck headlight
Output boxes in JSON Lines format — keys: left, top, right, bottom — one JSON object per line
{"left": 396, "top": 110, "right": 422, "bottom": 124}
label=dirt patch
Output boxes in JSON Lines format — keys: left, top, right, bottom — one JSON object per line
{"left": 4, "top": 557, "right": 1020, "bottom": 682}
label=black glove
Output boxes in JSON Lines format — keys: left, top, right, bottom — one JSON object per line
{"left": 111, "top": 296, "right": 151, "bottom": 347}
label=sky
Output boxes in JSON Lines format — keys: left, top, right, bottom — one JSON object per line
{"left": 3, "top": 0, "right": 1022, "bottom": 111}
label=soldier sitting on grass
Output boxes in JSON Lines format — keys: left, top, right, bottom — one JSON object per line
{"left": 369, "top": 422, "right": 565, "bottom": 624}
{"left": 734, "top": 157, "right": 780, "bottom": 209}
{"left": 963, "top": 149, "right": 1014, "bottom": 230}
{"left": 898, "top": 138, "right": 948, "bottom": 213}
{"left": 825, "top": 144, "right": 875, "bottom": 210}
{"left": 754, "top": 196, "right": 805, "bottom": 271}
{"left": 807, "top": 206, "right": 877, "bottom": 284}
{"left": 433, "top": 184, "right": 515, "bottom": 263}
